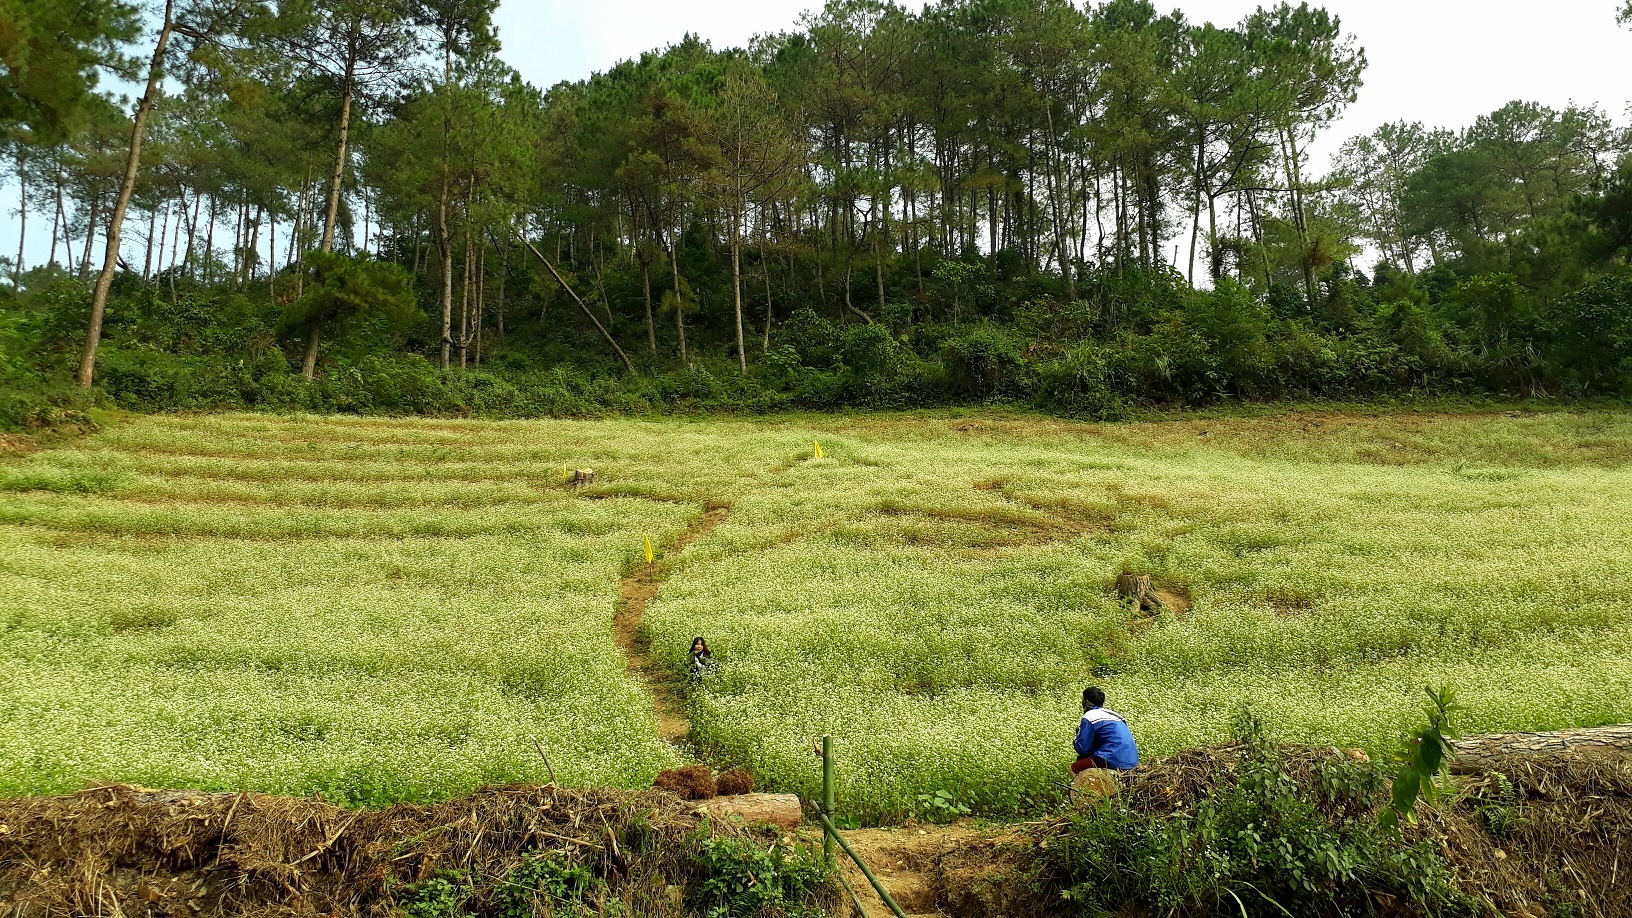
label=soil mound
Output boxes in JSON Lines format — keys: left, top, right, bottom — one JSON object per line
{"left": 0, "top": 783, "right": 787, "bottom": 917}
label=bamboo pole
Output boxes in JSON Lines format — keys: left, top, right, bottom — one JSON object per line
{"left": 817, "top": 733, "right": 907, "bottom": 918}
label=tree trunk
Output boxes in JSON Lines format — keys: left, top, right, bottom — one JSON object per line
{"left": 761, "top": 247, "right": 773, "bottom": 351}
{"left": 51, "top": 167, "right": 65, "bottom": 266}
{"left": 495, "top": 238, "right": 507, "bottom": 340}
{"left": 1449, "top": 725, "right": 1632, "bottom": 774}
{"left": 12, "top": 147, "right": 25, "bottom": 282}
{"left": 436, "top": 168, "right": 453, "bottom": 369}
{"left": 641, "top": 253, "right": 656, "bottom": 354}
{"left": 731, "top": 209, "right": 746, "bottom": 375}
{"left": 670, "top": 231, "right": 687, "bottom": 362}
{"left": 302, "top": 324, "right": 320, "bottom": 379}
{"left": 515, "top": 231, "right": 632, "bottom": 372}
{"left": 459, "top": 220, "right": 470, "bottom": 369}
{"left": 79, "top": 194, "right": 101, "bottom": 281}
{"left": 77, "top": 0, "right": 176, "bottom": 389}
{"left": 143, "top": 204, "right": 156, "bottom": 279}
{"left": 155, "top": 199, "right": 169, "bottom": 278}
{"left": 320, "top": 82, "right": 354, "bottom": 253}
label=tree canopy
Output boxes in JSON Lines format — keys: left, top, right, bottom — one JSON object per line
{"left": 1, "top": 0, "right": 1630, "bottom": 424}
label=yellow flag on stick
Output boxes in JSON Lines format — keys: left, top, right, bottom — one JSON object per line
{"left": 644, "top": 534, "right": 654, "bottom": 564}
{"left": 813, "top": 442, "right": 825, "bottom": 459}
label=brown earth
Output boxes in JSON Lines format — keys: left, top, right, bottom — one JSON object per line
{"left": 612, "top": 502, "right": 729, "bottom": 746}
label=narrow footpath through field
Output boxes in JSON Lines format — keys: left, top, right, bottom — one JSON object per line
{"left": 612, "top": 501, "right": 731, "bottom": 747}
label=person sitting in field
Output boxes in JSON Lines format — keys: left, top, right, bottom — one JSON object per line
{"left": 689, "top": 636, "right": 715, "bottom": 676}
{"left": 1072, "top": 686, "right": 1139, "bottom": 773}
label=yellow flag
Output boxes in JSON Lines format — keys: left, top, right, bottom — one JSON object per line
{"left": 562, "top": 466, "right": 571, "bottom": 481}
{"left": 813, "top": 442, "right": 825, "bottom": 459}
{"left": 644, "top": 534, "right": 654, "bottom": 564}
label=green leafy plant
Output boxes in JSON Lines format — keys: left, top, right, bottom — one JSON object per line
{"left": 392, "top": 871, "right": 472, "bottom": 918}
{"left": 1380, "top": 685, "right": 1460, "bottom": 829}
{"left": 912, "top": 789, "right": 971, "bottom": 822}
{"left": 691, "top": 834, "right": 830, "bottom": 917}
{"left": 490, "top": 853, "right": 605, "bottom": 918}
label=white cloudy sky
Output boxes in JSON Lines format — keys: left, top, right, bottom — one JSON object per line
{"left": 5, "top": 0, "right": 1630, "bottom": 267}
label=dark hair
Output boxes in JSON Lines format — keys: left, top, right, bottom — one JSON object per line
{"left": 1083, "top": 686, "right": 1106, "bottom": 708}
{"left": 692, "top": 636, "right": 709, "bottom": 654}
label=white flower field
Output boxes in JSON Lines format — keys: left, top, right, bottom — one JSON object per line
{"left": 3, "top": 409, "right": 1630, "bottom": 820}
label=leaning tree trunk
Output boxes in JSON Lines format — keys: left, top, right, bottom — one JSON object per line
{"left": 78, "top": 0, "right": 176, "bottom": 389}
{"left": 514, "top": 231, "right": 632, "bottom": 372}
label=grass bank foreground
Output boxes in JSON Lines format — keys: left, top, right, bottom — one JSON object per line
{"left": 2, "top": 409, "right": 1630, "bottom": 822}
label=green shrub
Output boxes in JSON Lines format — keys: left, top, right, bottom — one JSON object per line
{"left": 940, "top": 324, "right": 1029, "bottom": 399}
{"left": 690, "top": 834, "right": 831, "bottom": 917}
{"left": 1041, "top": 712, "right": 1467, "bottom": 917}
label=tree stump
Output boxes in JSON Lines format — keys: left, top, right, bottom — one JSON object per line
{"left": 1115, "top": 573, "right": 1190, "bottom": 615}
{"left": 1449, "top": 724, "right": 1632, "bottom": 773}
{"left": 570, "top": 469, "right": 595, "bottom": 489}
{"left": 1070, "top": 768, "right": 1121, "bottom": 806}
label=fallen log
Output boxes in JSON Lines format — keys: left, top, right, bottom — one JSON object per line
{"left": 698, "top": 793, "right": 803, "bottom": 831}
{"left": 1449, "top": 724, "right": 1632, "bottom": 773}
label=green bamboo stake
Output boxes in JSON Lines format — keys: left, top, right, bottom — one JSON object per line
{"left": 817, "top": 733, "right": 908, "bottom": 918}
{"left": 817, "top": 812, "right": 908, "bottom": 918}
{"left": 822, "top": 734, "right": 835, "bottom": 861}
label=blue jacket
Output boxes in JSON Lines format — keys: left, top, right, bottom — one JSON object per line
{"left": 1074, "top": 707, "right": 1139, "bottom": 770}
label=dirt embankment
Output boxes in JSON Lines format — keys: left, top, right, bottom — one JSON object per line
{"left": 2, "top": 741, "right": 1628, "bottom": 917}
{"left": 0, "top": 783, "right": 810, "bottom": 918}
{"left": 832, "top": 741, "right": 1632, "bottom": 918}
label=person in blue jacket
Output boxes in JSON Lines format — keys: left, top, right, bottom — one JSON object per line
{"left": 1072, "top": 686, "right": 1139, "bottom": 773}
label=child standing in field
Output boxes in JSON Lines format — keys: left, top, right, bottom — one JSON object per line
{"left": 689, "top": 636, "right": 714, "bottom": 676}
{"left": 1073, "top": 686, "right": 1139, "bottom": 773}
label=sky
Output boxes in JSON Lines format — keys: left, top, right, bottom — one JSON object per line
{"left": 5, "top": 0, "right": 1631, "bottom": 269}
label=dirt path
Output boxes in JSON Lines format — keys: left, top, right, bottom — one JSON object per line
{"left": 613, "top": 502, "right": 730, "bottom": 746}
{"left": 835, "top": 824, "right": 1001, "bottom": 918}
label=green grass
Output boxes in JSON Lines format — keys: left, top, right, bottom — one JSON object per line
{"left": 2, "top": 408, "right": 1630, "bottom": 820}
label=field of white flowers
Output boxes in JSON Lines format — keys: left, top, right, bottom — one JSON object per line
{"left": 3, "top": 409, "right": 1630, "bottom": 818}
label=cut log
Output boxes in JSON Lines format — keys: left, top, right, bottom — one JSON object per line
{"left": 698, "top": 793, "right": 802, "bottom": 831}
{"left": 1449, "top": 725, "right": 1632, "bottom": 773}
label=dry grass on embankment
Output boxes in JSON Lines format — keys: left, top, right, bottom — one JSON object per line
{"left": 4, "top": 745, "right": 1627, "bottom": 918}
{"left": 0, "top": 783, "right": 831, "bottom": 918}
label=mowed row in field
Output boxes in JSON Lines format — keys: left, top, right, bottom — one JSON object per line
{"left": 2, "top": 409, "right": 1630, "bottom": 819}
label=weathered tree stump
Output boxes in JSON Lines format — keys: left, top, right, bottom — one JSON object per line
{"left": 1449, "top": 724, "right": 1632, "bottom": 773}
{"left": 1115, "top": 573, "right": 1191, "bottom": 615}
{"left": 570, "top": 468, "right": 596, "bottom": 489}
{"left": 1070, "top": 768, "right": 1121, "bottom": 807}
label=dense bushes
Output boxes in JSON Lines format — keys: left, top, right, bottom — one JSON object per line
{"left": 1035, "top": 713, "right": 1468, "bottom": 917}
{"left": 2, "top": 258, "right": 1629, "bottom": 431}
